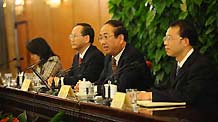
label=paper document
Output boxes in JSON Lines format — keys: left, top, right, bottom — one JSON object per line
{"left": 137, "top": 101, "right": 186, "bottom": 108}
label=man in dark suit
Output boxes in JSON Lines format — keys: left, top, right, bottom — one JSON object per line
{"left": 49, "top": 23, "right": 104, "bottom": 87}
{"left": 96, "top": 20, "right": 153, "bottom": 93}
{"left": 139, "top": 20, "right": 218, "bottom": 106}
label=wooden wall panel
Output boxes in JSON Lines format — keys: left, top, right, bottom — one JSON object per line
{"left": 14, "top": 0, "right": 110, "bottom": 70}
{"left": 4, "top": 0, "right": 17, "bottom": 75}
{"left": 16, "top": 22, "right": 29, "bottom": 69}
{"left": 48, "top": 0, "right": 75, "bottom": 69}
{"left": 72, "top": 0, "right": 101, "bottom": 53}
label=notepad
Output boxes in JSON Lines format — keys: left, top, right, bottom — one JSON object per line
{"left": 137, "top": 101, "right": 186, "bottom": 108}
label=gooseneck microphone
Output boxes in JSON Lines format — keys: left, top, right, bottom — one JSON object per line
{"left": 55, "top": 61, "right": 90, "bottom": 77}
{"left": 31, "top": 68, "right": 51, "bottom": 90}
{"left": 22, "top": 59, "right": 51, "bottom": 90}
{"left": 103, "top": 61, "right": 144, "bottom": 83}
{"left": 21, "top": 59, "right": 44, "bottom": 71}
{"left": 99, "top": 60, "right": 145, "bottom": 97}
{"left": 0, "top": 57, "right": 24, "bottom": 66}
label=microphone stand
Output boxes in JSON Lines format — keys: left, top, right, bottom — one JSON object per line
{"left": 99, "top": 61, "right": 145, "bottom": 101}
{"left": 21, "top": 60, "right": 51, "bottom": 92}
{"left": 30, "top": 67, "right": 51, "bottom": 91}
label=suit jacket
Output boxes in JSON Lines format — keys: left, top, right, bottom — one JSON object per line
{"left": 96, "top": 44, "right": 153, "bottom": 93}
{"left": 152, "top": 50, "right": 218, "bottom": 106}
{"left": 64, "top": 45, "right": 104, "bottom": 86}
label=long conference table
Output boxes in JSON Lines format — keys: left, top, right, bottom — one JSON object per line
{"left": 0, "top": 86, "right": 218, "bottom": 122}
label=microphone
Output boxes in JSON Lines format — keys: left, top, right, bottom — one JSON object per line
{"left": 55, "top": 67, "right": 73, "bottom": 77}
{"left": 0, "top": 57, "right": 24, "bottom": 66}
{"left": 30, "top": 67, "right": 51, "bottom": 90}
{"left": 21, "top": 59, "right": 51, "bottom": 90}
{"left": 99, "top": 60, "right": 145, "bottom": 97}
{"left": 105, "top": 61, "right": 144, "bottom": 82}
{"left": 22, "top": 59, "right": 45, "bottom": 71}
{"left": 55, "top": 61, "right": 90, "bottom": 77}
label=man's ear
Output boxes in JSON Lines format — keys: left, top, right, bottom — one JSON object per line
{"left": 84, "top": 35, "right": 90, "bottom": 43}
{"left": 118, "top": 34, "right": 124, "bottom": 44}
{"left": 183, "top": 37, "right": 190, "bottom": 46}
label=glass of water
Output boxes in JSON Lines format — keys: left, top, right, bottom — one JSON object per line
{"left": 4, "top": 73, "right": 13, "bottom": 87}
{"left": 126, "top": 89, "right": 138, "bottom": 112}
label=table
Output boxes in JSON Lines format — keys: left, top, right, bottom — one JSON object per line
{"left": 0, "top": 87, "right": 217, "bottom": 122}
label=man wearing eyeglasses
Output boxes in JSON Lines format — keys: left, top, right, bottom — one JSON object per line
{"left": 96, "top": 20, "right": 153, "bottom": 94}
{"left": 139, "top": 20, "right": 218, "bottom": 107}
{"left": 49, "top": 23, "right": 104, "bottom": 87}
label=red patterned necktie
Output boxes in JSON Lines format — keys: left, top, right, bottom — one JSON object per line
{"left": 79, "top": 57, "right": 83, "bottom": 66}
{"left": 112, "top": 57, "right": 117, "bottom": 74}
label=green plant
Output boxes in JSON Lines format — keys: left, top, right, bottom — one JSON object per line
{"left": 0, "top": 111, "right": 64, "bottom": 122}
{"left": 0, "top": 111, "right": 27, "bottom": 122}
{"left": 108, "top": 0, "right": 218, "bottom": 85}
{"left": 49, "top": 111, "right": 64, "bottom": 122}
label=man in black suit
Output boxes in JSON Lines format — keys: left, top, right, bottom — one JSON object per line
{"left": 96, "top": 20, "right": 153, "bottom": 93}
{"left": 49, "top": 23, "right": 104, "bottom": 87}
{"left": 140, "top": 20, "right": 218, "bottom": 106}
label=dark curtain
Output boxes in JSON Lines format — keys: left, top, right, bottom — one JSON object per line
{"left": 0, "top": 0, "right": 8, "bottom": 69}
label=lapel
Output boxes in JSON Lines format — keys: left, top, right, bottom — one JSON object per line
{"left": 82, "top": 45, "right": 92, "bottom": 63}
{"left": 73, "top": 53, "right": 80, "bottom": 67}
{"left": 171, "top": 50, "right": 199, "bottom": 88}
{"left": 103, "top": 55, "right": 114, "bottom": 82}
{"left": 116, "top": 44, "right": 128, "bottom": 71}
{"left": 79, "top": 45, "right": 93, "bottom": 72}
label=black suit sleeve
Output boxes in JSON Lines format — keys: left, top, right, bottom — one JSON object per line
{"left": 152, "top": 53, "right": 218, "bottom": 105}
{"left": 64, "top": 48, "right": 104, "bottom": 86}
{"left": 117, "top": 55, "right": 152, "bottom": 92}
{"left": 81, "top": 52, "right": 104, "bottom": 83}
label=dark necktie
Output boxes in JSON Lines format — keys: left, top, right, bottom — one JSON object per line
{"left": 176, "top": 65, "right": 181, "bottom": 76}
{"left": 79, "top": 57, "right": 83, "bottom": 66}
{"left": 112, "top": 57, "right": 117, "bottom": 74}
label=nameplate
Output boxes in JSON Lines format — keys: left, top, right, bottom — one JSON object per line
{"left": 110, "top": 92, "right": 126, "bottom": 109}
{"left": 21, "top": 79, "right": 33, "bottom": 91}
{"left": 58, "top": 85, "right": 74, "bottom": 98}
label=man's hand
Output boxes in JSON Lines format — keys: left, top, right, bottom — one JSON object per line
{"left": 47, "top": 77, "right": 59, "bottom": 87}
{"left": 137, "top": 91, "right": 152, "bottom": 101}
{"left": 47, "top": 77, "right": 54, "bottom": 86}
{"left": 74, "top": 80, "right": 82, "bottom": 92}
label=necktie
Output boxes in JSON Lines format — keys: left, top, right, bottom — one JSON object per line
{"left": 176, "top": 65, "right": 181, "bottom": 76}
{"left": 112, "top": 57, "right": 117, "bottom": 74}
{"left": 79, "top": 57, "right": 83, "bottom": 66}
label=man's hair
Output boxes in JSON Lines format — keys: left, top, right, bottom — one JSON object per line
{"left": 104, "top": 20, "right": 128, "bottom": 41}
{"left": 170, "top": 19, "right": 198, "bottom": 46}
{"left": 75, "top": 23, "right": 94, "bottom": 43}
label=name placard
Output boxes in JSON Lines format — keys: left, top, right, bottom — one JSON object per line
{"left": 58, "top": 85, "right": 74, "bottom": 98}
{"left": 21, "top": 79, "right": 32, "bottom": 91}
{"left": 110, "top": 92, "right": 126, "bottom": 109}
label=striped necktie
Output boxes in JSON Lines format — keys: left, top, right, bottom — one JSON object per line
{"left": 176, "top": 65, "right": 181, "bottom": 76}
{"left": 79, "top": 57, "right": 83, "bottom": 66}
{"left": 112, "top": 57, "right": 117, "bottom": 74}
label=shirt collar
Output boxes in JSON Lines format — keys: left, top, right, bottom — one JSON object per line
{"left": 79, "top": 45, "right": 90, "bottom": 59}
{"left": 112, "top": 46, "right": 125, "bottom": 65}
{"left": 177, "top": 48, "right": 194, "bottom": 68}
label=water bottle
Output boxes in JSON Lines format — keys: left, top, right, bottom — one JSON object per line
{"left": 5, "top": 73, "right": 12, "bottom": 87}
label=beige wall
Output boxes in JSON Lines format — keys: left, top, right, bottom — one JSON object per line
{"left": 4, "top": 0, "right": 111, "bottom": 74}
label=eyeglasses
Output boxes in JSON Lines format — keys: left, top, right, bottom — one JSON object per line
{"left": 98, "top": 34, "right": 114, "bottom": 41}
{"left": 69, "top": 34, "right": 83, "bottom": 40}
{"left": 163, "top": 35, "right": 183, "bottom": 42}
